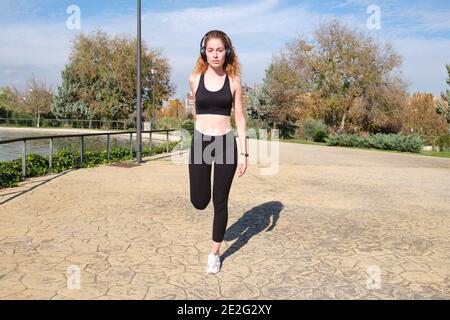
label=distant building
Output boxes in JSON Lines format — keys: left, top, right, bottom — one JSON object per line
{"left": 161, "top": 100, "right": 169, "bottom": 108}
{"left": 242, "top": 82, "right": 254, "bottom": 95}
{"left": 185, "top": 93, "right": 195, "bottom": 114}
{"left": 242, "top": 82, "right": 259, "bottom": 110}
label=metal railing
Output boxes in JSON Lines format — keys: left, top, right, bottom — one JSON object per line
{"left": 0, "top": 129, "right": 177, "bottom": 177}
{"left": 0, "top": 117, "right": 129, "bottom": 130}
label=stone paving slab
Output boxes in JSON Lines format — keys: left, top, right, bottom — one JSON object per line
{"left": 0, "top": 142, "right": 449, "bottom": 299}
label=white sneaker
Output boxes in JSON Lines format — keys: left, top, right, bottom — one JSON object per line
{"left": 206, "top": 253, "right": 221, "bottom": 274}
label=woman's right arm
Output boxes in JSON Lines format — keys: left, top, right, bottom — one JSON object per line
{"left": 188, "top": 74, "right": 197, "bottom": 120}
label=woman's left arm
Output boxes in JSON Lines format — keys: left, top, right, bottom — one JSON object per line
{"left": 232, "top": 77, "right": 248, "bottom": 173}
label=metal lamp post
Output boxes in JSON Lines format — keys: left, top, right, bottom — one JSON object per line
{"left": 136, "top": 0, "right": 142, "bottom": 163}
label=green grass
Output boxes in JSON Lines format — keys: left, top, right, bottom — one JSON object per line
{"left": 280, "top": 138, "right": 328, "bottom": 146}
{"left": 419, "top": 150, "right": 450, "bottom": 158}
{"left": 280, "top": 138, "right": 450, "bottom": 158}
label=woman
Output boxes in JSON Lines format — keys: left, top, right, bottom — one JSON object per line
{"left": 188, "top": 30, "right": 248, "bottom": 274}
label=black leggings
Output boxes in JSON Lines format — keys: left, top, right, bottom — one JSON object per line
{"left": 189, "top": 128, "right": 238, "bottom": 242}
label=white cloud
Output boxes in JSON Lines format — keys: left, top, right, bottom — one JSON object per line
{"left": 401, "top": 8, "right": 450, "bottom": 32}
{"left": 0, "top": 0, "right": 449, "bottom": 98}
{"left": 332, "top": 0, "right": 375, "bottom": 8}
{"left": 0, "top": 22, "right": 72, "bottom": 92}
{"left": 392, "top": 37, "right": 449, "bottom": 95}
{"left": 0, "top": 0, "right": 58, "bottom": 18}
{"left": 100, "top": 0, "right": 329, "bottom": 96}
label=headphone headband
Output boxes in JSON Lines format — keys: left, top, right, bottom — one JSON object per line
{"left": 199, "top": 30, "right": 232, "bottom": 49}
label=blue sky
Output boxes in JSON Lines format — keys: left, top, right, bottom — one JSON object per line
{"left": 1, "top": 0, "right": 449, "bottom": 99}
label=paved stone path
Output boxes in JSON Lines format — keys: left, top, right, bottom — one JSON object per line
{"left": 0, "top": 140, "right": 449, "bottom": 299}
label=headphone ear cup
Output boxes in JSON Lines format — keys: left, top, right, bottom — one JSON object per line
{"left": 225, "top": 47, "right": 231, "bottom": 64}
{"left": 200, "top": 47, "right": 206, "bottom": 62}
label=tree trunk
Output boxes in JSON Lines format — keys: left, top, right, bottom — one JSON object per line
{"left": 37, "top": 112, "right": 40, "bottom": 128}
{"left": 339, "top": 110, "right": 347, "bottom": 133}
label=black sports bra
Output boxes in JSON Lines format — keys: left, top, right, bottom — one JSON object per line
{"left": 195, "top": 73, "right": 232, "bottom": 116}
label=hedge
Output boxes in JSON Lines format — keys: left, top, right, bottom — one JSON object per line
{"left": 325, "top": 133, "right": 425, "bottom": 153}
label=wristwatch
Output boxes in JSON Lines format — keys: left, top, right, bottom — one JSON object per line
{"left": 240, "top": 152, "right": 249, "bottom": 157}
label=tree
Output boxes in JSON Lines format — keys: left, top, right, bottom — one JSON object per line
{"left": 403, "top": 93, "right": 448, "bottom": 140}
{"left": 51, "top": 65, "right": 92, "bottom": 120}
{"left": 435, "top": 64, "right": 450, "bottom": 126}
{"left": 165, "top": 99, "right": 185, "bottom": 120}
{"left": 262, "top": 19, "right": 407, "bottom": 135}
{"left": 246, "top": 74, "right": 276, "bottom": 125}
{"left": 0, "top": 86, "right": 23, "bottom": 118}
{"left": 52, "top": 30, "right": 175, "bottom": 124}
{"left": 313, "top": 21, "right": 406, "bottom": 133}
{"left": 246, "top": 64, "right": 300, "bottom": 138}
{"left": 22, "top": 76, "right": 53, "bottom": 127}
{"left": 0, "top": 88, "right": 10, "bottom": 118}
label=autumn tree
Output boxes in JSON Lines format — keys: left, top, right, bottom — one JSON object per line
{"left": 257, "top": 20, "right": 407, "bottom": 135}
{"left": 0, "top": 86, "right": 22, "bottom": 118}
{"left": 314, "top": 21, "right": 406, "bottom": 133}
{"left": 22, "top": 76, "right": 53, "bottom": 127}
{"left": 0, "top": 88, "right": 6, "bottom": 117}
{"left": 403, "top": 93, "right": 448, "bottom": 140}
{"left": 52, "top": 30, "right": 175, "bottom": 125}
{"left": 165, "top": 99, "right": 185, "bottom": 120}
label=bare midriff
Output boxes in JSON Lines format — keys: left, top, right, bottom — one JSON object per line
{"left": 194, "top": 114, "right": 232, "bottom": 136}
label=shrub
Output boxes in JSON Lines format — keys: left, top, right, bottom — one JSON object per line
{"left": 52, "top": 149, "right": 79, "bottom": 172}
{"left": 25, "top": 153, "right": 49, "bottom": 177}
{"left": 247, "top": 118, "right": 271, "bottom": 139}
{"left": 277, "top": 119, "right": 298, "bottom": 139}
{"left": 156, "top": 117, "right": 181, "bottom": 130}
{"left": 302, "top": 118, "right": 328, "bottom": 141}
{"left": 313, "top": 129, "right": 328, "bottom": 142}
{"left": 0, "top": 159, "right": 22, "bottom": 187}
{"left": 181, "top": 119, "right": 194, "bottom": 136}
{"left": 435, "top": 134, "right": 450, "bottom": 151}
{"left": 0, "top": 141, "right": 179, "bottom": 188}
{"left": 325, "top": 133, "right": 424, "bottom": 153}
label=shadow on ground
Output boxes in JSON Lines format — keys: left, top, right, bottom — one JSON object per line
{"left": 221, "top": 200, "right": 284, "bottom": 262}
{"left": 0, "top": 170, "right": 72, "bottom": 205}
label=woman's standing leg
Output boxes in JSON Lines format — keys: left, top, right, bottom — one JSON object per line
{"left": 211, "top": 132, "right": 238, "bottom": 254}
